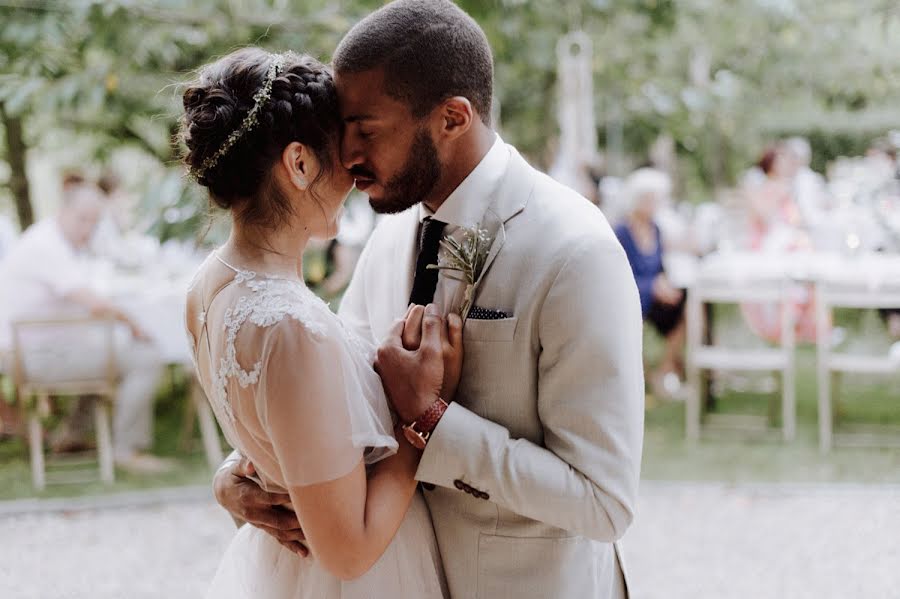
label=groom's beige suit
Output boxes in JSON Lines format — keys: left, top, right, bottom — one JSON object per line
{"left": 339, "top": 137, "right": 644, "bottom": 598}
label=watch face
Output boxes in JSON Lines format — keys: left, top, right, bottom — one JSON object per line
{"left": 403, "top": 427, "right": 427, "bottom": 450}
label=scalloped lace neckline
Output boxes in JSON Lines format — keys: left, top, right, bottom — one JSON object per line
{"left": 215, "top": 252, "right": 299, "bottom": 284}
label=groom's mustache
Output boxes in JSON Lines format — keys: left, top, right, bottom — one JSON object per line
{"left": 349, "top": 166, "right": 376, "bottom": 180}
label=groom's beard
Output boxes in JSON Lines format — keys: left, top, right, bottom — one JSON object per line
{"left": 369, "top": 128, "right": 441, "bottom": 215}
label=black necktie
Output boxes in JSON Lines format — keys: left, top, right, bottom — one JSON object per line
{"left": 408, "top": 217, "right": 446, "bottom": 306}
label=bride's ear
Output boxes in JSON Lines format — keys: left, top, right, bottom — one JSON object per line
{"left": 280, "top": 142, "right": 320, "bottom": 191}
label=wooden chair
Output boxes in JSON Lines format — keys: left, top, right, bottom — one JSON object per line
{"left": 0, "top": 349, "right": 15, "bottom": 434}
{"left": 177, "top": 374, "right": 225, "bottom": 470}
{"left": 11, "top": 317, "right": 117, "bottom": 490}
{"left": 686, "top": 273, "right": 797, "bottom": 441}
{"left": 815, "top": 279, "right": 900, "bottom": 453}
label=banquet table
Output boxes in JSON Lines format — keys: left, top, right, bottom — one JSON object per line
{"left": 683, "top": 249, "right": 900, "bottom": 448}
{"left": 105, "top": 274, "right": 195, "bottom": 366}
{"left": 673, "top": 249, "right": 900, "bottom": 292}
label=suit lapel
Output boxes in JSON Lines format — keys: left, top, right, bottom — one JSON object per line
{"left": 471, "top": 147, "right": 535, "bottom": 289}
{"left": 394, "top": 145, "right": 537, "bottom": 318}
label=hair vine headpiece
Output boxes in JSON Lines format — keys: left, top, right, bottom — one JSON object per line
{"left": 190, "top": 53, "right": 286, "bottom": 181}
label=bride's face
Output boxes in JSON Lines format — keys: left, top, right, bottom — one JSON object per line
{"left": 303, "top": 146, "right": 354, "bottom": 240}
{"left": 310, "top": 160, "right": 353, "bottom": 239}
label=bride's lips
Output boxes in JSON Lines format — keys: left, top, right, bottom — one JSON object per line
{"left": 354, "top": 177, "right": 375, "bottom": 192}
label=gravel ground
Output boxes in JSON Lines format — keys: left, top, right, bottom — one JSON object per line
{"left": 624, "top": 482, "right": 900, "bottom": 599}
{"left": 1, "top": 482, "right": 898, "bottom": 599}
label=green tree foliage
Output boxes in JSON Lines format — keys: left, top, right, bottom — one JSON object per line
{"left": 1, "top": 0, "right": 899, "bottom": 232}
{"left": 0, "top": 0, "right": 354, "bottom": 233}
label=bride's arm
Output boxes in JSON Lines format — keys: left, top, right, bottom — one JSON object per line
{"left": 285, "top": 428, "right": 420, "bottom": 579}
{"left": 271, "top": 308, "right": 446, "bottom": 580}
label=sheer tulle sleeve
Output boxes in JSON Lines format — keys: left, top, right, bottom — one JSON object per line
{"left": 254, "top": 316, "right": 398, "bottom": 487}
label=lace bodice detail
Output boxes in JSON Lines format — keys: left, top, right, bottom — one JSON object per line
{"left": 213, "top": 270, "right": 328, "bottom": 423}
{"left": 187, "top": 254, "right": 397, "bottom": 491}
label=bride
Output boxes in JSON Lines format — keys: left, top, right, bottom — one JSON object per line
{"left": 182, "top": 47, "right": 455, "bottom": 598}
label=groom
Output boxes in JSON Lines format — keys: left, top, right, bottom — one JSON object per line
{"left": 214, "top": 1, "right": 644, "bottom": 596}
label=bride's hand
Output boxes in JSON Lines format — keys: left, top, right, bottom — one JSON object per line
{"left": 400, "top": 305, "right": 464, "bottom": 401}
{"left": 375, "top": 304, "right": 445, "bottom": 424}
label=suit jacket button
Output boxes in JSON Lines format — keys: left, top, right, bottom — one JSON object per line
{"left": 453, "top": 479, "right": 465, "bottom": 490}
{"left": 479, "top": 491, "right": 490, "bottom": 500}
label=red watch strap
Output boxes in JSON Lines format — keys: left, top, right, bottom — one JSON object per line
{"left": 415, "top": 398, "right": 449, "bottom": 434}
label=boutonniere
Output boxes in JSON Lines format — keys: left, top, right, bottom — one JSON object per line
{"left": 427, "top": 225, "right": 494, "bottom": 320}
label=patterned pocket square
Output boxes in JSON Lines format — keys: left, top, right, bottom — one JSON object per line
{"left": 467, "top": 306, "right": 512, "bottom": 320}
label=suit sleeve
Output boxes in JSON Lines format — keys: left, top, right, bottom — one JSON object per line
{"left": 415, "top": 234, "right": 645, "bottom": 542}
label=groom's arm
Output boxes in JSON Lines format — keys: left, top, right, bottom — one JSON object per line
{"left": 213, "top": 450, "right": 310, "bottom": 555}
{"left": 415, "top": 233, "right": 645, "bottom": 542}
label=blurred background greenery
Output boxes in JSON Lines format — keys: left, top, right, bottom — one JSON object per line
{"left": 2, "top": 1, "right": 900, "bottom": 499}
{"left": 3, "top": 0, "right": 900, "bottom": 235}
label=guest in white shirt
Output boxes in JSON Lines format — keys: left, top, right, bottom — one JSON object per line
{"left": 0, "top": 183, "right": 168, "bottom": 473}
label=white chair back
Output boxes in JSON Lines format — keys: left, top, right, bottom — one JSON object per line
{"left": 686, "top": 253, "right": 797, "bottom": 441}
{"left": 815, "top": 270, "right": 900, "bottom": 452}
{"left": 11, "top": 317, "right": 118, "bottom": 489}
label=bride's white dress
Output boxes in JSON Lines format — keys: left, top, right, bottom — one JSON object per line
{"left": 186, "top": 254, "right": 446, "bottom": 599}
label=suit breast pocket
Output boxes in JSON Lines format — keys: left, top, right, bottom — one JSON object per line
{"left": 477, "top": 534, "right": 604, "bottom": 599}
{"left": 463, "top": 317, "right": 517, "bottom": 343}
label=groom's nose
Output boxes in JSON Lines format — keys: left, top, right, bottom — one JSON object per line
{"left": 340, "top": 130, "right": 364, "bottom": 171}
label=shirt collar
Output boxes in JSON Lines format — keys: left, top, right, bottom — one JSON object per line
{"left": 418, "top": 134, "right": 510, "bottom": 229}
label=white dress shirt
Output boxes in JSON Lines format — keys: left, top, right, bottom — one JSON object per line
{"left": 0, "top": 219, "right": 91, "bottom": 350}
{"left": 416, "top": 134, "right": 510, "bottom": 313}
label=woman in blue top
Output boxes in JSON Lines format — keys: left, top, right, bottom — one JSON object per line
{"left": 613, "top": 168, "right": 686, "bottom": 398}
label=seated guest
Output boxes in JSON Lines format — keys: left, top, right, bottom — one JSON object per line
{"left": 747, "top": 145, "right": 805, "bottom": 243}
{"left": 0, "top": 182, "right": 168, "bottom": 473}
{"left": 614, "top": 168, "right": 686, "bottom": 398}
{"left": 743, "top": 145, "right": 818, "bottom": 344}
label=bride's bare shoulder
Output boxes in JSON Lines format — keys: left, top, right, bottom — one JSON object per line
{"left": 185, "top": 254, "right": 238, "bottom": 337}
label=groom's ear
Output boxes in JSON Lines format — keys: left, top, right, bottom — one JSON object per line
{"left": 437, "top": 96, "right": 474, "bottom": 141}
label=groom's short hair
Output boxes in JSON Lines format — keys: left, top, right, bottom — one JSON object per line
{"left": 333, "top": 0, "right": 494, "bottom": 126}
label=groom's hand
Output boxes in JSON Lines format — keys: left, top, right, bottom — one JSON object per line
{"left": 376, "top": 303, "right": 444, "bottom": 423}
{"left": 214, "top": 457, "right": 309, "bottom": 557}
{"left": 401, "top": 304, "right": 464, "bottom": 402}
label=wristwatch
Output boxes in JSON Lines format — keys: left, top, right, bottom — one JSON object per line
{"left": 402, "top": 398, "right": 449, "bottom": 450}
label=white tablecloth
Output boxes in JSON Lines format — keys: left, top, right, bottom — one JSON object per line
{"left": 683, "top": 250, "right": 900, "bottom": 293}
{"left": 93, "top": 255, "right": 204, "bottom": 367}
{"left": 114, "top": 283, "right": 192, "bottom": 366}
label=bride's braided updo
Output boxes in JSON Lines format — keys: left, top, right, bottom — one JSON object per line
{"left": 181, "top": 47, "right": 341, "bottom": 229}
